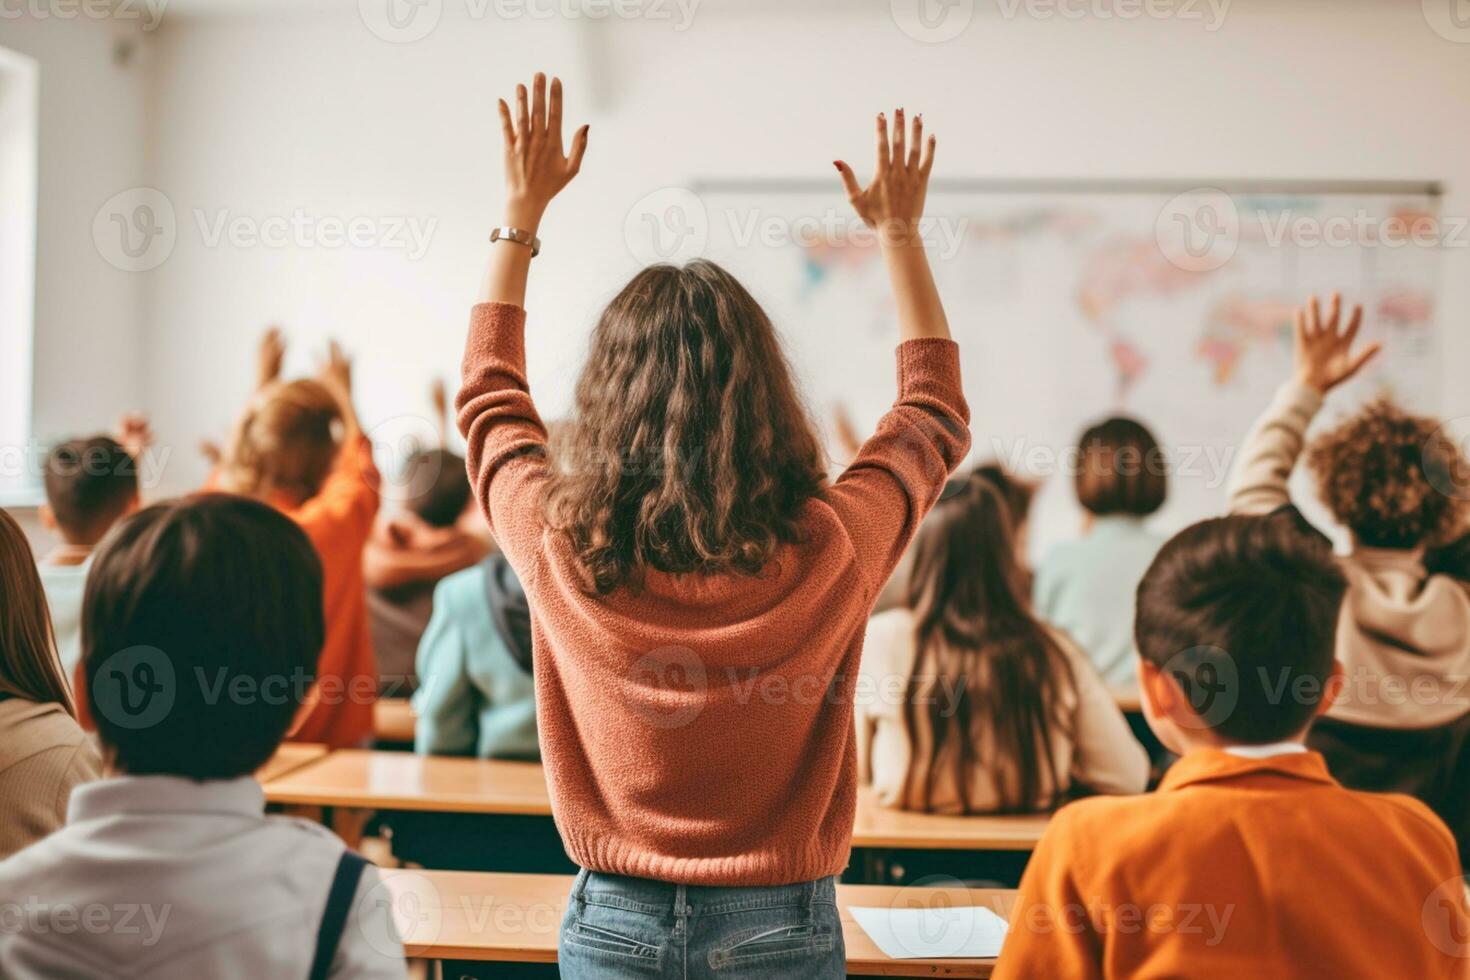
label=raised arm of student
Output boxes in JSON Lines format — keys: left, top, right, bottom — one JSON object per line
{"left": 295, "top": 340, "right": 380, "bottom": 546}
{"left": 829, "top": 110, "right": 970, "bottom": 597}
{"left": 459, "top": 73, "right": 588, "bottom": 575}
{"left": 1228, "top": 294, "right": 1380, "bottom": 515}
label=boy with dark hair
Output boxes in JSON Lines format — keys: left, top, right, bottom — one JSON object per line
{"left": 37, "top": 416, "right": 149, "bottom": 675}
{"left": 0, "top": 494, "right": 404, "bottom": 978}
{"left": 994, "top": 509, "right": 1469, "bottom": 978}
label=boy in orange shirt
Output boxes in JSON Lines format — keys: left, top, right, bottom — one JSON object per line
{"left": 214, "top": 330, "right": 379, "bottom": 746}
{"left": 995, "top": 509, "right": 1470, "bottom": 977}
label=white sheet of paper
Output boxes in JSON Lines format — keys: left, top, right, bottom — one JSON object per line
{"left": 849, "top": 904, "right": 1009, "bottom": 960}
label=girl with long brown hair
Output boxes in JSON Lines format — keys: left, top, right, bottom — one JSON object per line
{"left": 458, "top": 73, "right": 969, "bottom": 976}
{"left": 858, "top": 475, "right": 1147, "bottom": 814}
{"left": 0, "top": 508, "right": 99, "bottom": 858}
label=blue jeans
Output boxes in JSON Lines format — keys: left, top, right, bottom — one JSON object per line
{"left": 558, "top": 868, "right": 845, "bottom": 978}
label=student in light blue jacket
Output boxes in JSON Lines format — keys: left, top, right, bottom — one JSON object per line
{"left": 1034, "top": 417, "right": 1167, "bottom": 689}
{"left": 412, "top": 552, "right": 539, "bottom": 759}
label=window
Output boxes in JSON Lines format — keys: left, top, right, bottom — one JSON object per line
{"left": 0, "top": 46, "right": 37, "bottom": 505}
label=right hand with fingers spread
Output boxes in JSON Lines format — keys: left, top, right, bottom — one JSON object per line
{"left": 1293, "top": 292, "right": 1382, "bottom": 395}
{"left": 497, "top": 73, "right": 589, "bottom": 229}
{"left": 835, "top": 108, "right": 936, "bottom": 247}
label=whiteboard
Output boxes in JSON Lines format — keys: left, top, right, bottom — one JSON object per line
{"left": 687, "top": 180, "right": 1444, "bottom": 559}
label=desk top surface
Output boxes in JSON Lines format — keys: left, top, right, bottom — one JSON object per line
{"left": 264, "top": 750, "right": 1051, "bottom": 850}
{"left": 378, "top": 869, "right": 1014, "bottom": 977}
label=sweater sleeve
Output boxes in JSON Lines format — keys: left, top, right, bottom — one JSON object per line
{"left": 1227, "top": 382, "right": 1323, "bottom": 516}
{"left": 828, "top": 339, "right": 970, "bottom": 600}
{"left": 456, "top": 302, "right": 550, "bottom": 582}
{"left": 1057, "top": 632, "right": 1149, "bottom": 796}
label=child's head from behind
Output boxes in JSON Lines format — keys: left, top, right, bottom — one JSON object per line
{"left": 1074, "top": 416, "right": 1166, "bottom": 519}
{"left": 1135, "top": 512, "right": 1346, "bottom": 750}
{"left": 82, "top": 494, "right": 325, "bottom": 780}
{"left": 42, "top": 436, "right": 140, "bottom": 546}
{"left": 1309, "top": 397, "right": 1469, "bottom": 549}
{"left": 403, "top": 448, "right": 470, "bottom": 528}
{"left": 224, "top": 379, "right": 343, "bottom": 504}
{"left": 908, "top": 475, "right": 1028, "bottom": 613}
{"left": 544, "top": 260, "right": 826, "bottom": 593}
{"left": 0, "top": 509, "right": 73, "bottom": 709}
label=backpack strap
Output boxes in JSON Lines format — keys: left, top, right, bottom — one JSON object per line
{"left": 309, "top": 850, "right": 371, "bottom": 980}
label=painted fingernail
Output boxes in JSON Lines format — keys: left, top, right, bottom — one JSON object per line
{"left": 833, "top": 161, "right": 842, "bottom": 171}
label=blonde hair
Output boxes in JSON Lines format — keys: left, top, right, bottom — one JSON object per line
{"left": 221, "top": 379, "right": 344, "bottom": 504}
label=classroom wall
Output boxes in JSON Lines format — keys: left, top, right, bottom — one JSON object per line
{"left": 49, "top": 0, "right": 1470, "bottom": 513}
{"left": 0, "top": 13, "right": 151, "bottom": 469}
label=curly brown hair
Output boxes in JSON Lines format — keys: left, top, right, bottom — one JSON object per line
{"left": 1307, "top": 397, "right": 1470, "bottom": 549}
{"left": 542, "top": 261, "right": 828, "bottom": 594}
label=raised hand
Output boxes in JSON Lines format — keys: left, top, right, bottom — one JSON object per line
{"left": 257, "top": 326, "right": 286, "bottom": 390}
{"left": 431, "top": 378, "right": 449, "bottom": 448}
{"left": 115, "top": 413, "right": 154, "bottom": 461}
{"left": 834, "top": 108, "right": 936, "bottom": 247}
{"left": 1293, "top": 293, "right": 1381, "bottom": 394}
{"left": 497, "top": 73, "right": 589, "bottom": 230}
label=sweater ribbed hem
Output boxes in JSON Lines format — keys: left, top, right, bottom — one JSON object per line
{"left": 560, "top": 825, "right": 851, "bottom": 888}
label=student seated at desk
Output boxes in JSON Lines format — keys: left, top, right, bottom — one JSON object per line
{"left": 858, "top": 475, "right": 1147, "bottom": 814}
{"left": 412, "top": 551, "right": 538, "bottom": 759}
{"left": 1229, "top": 294, "right": 1470, "bottom": 862}
{"left": 1033, "top": 416, "right": 1167, "bottom": 689}
{"left": 37, "top": 416, "right": 148, "bottom": 677}
{"left": 216, "top": 331, "right": 380, "bottom": 747}
{"left": 0, "top": 495, "right": 403, "bottom": 979}
{"left": 0, "top": 509, "right": 100, "bottom": 860}
{"left": 995, "top": 510, "right": 1469, "bottom": 979}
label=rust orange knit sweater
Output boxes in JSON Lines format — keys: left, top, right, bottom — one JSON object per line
{"left": 458, "top": 302, "right": 969, "bottom": 886}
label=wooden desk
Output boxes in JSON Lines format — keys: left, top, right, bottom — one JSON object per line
{"left": 255, "top": 742, "right": 328, "bottom": 783}
{"left": 379, "top": 869, "right": 1014, "bottom": 977}
{"left": 853, "top": 788, "right": 1049, "bottom": 852}
{"left": 264, "top": 749, "right": 551, "bottom": 815}
{"left": 374, "top": 698, "right": 417, "bottom": 744}
{"left": 263, "top": 751, "right": 1050, "bottom": 852}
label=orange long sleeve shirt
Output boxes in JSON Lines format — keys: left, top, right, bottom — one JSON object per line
{"left": 274, "top": 434, "right": 380, "bottom": 747}
{"left": 457, "top": 302, "right": 970, "bottom": 886}
{"left": 994, "top": 748, "right": 1470, "bottom": 979}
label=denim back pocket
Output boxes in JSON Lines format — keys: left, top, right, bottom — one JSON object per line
{"left": 706, "top": 918, "right": 838, "bottom": 971}
{"left": 561, "top": 904, "right": 665, "bottom": 972}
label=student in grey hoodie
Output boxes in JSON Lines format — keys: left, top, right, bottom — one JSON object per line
{"left": 1229, "top": 293, "right": 1470, "bottom": 859}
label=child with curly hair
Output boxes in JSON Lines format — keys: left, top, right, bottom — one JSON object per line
{"left": 1230, "top": 293, "right": 1470, "bottom": 858}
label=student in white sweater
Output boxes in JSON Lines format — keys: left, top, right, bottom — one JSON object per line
{"left": 857, "top": 475, "right": 1149, "bottom": 814}
{"left": 1229, "top": 293, "right": 1470, "bottom": 858}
